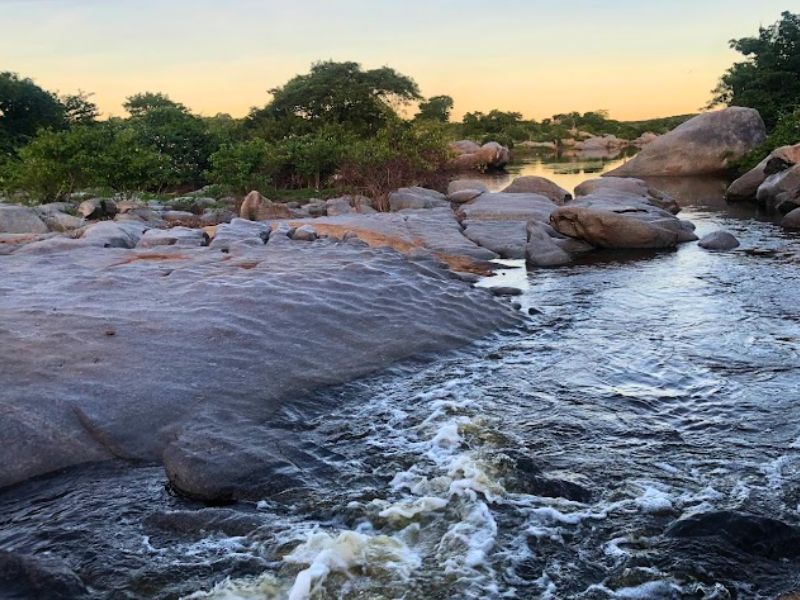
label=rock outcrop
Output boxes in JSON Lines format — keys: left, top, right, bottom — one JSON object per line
{"left": 449, "top": 140, "right": 511, "bottom": 171}
{"left": 0, "top": 205, "right": 49, "bottom": 234}
{"left": 575, "top": 177, "right": 680, "bottom": 213}
{"left": 605, "top": 108, "right": 767, "bottom": 177}
{"left": 0, "top": 226, "right": 517, "bottom": 492}
{"left": 501, "top": 176, "right": 571, "bottom": 204}
{"left": 388, "top": 187, "right": 449, "bottom": 211}
{"left": 726, "top": 143, "right": 800, "bottom": 203}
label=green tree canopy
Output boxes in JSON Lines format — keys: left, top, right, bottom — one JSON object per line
{"left": 124, "top": 92, "right": 187, "bottom": 117}
{"left": 61, "top": 91, "right": 99, "bottom": 125}
{"left": 711, "top": 11, "right": 800, "bottom": 128}
{"left": 248, "top": 61, "right": 421, "bottom": 137}
{"left": 415, "top": 95, "right": 454, "bottom": 122}
{"left": 0, "top": 72, "right": 65, "bottom": 154}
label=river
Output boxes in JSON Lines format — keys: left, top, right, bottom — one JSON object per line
{"left": 1, "top": 154, "right": 799, "bottom": 600}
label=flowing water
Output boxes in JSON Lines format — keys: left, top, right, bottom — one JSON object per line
{"left": 1, "top": 161, "right": 800, "bottom": 600}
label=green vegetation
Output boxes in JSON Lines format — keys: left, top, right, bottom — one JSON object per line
{"left": 711, "top": 11, "right": 800, "bottom": 130}
{"left": 736, "top": 108, "right": 800, "bottom": 172}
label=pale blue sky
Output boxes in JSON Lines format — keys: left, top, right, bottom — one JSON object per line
{"left": 1, "top": 0, "right": 793, "bottom": 119}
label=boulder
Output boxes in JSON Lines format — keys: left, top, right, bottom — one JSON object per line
{"left": 448, "top": 141, "right": 511, "bottom": 171}
{"left": 781, "top": 208, "right": 800, "bottom": 230}
{"left": 449, "top": 140, "right": 482, "bottom": 155}
{"left": 458, "top": 192, "right": 557, "bottom": 223}
{"left": 81, "top": 220, "right": 148, "bottom": 248}
{"left": 351, "top": 195, "right": 376, "bottom": 214}
{"left": 78, "top": 198, "right": 117, "bottom": 219}
{"left": 502, "top": 176, "right": 571, "bottom": 205}
{"left": 162, "top": 210, "right": 200, "bottom": 227}
{"left": 208, "top": 218, "right": 270, "bottom": 251}
{"left": 448, "top": 179, "right": 489, "bottom": 196}
{"left": 551, "top": 206, "right": 680, "bottom": 249}
{"left": 240, "top": 191, "right": 297, "bottom": 220}
{"left": 290, "top": 224, "right": 318, "bottom": 241}
{"left": 0, "top": 205, "right": 49, "bottom": 234}
{"left": 447, "top": 179, "right": 489, "bottom": 204}
{"left": 305, "top": 200, "right": 328, "bottom": 217}
{"left": 575, "top": 177, "right": 680, "bottom": 214}
{"left": 199, "top": 208, "right": 235, "bottom": 227}
{"left": 324, "top": 196, "right": 353, "bottom": 216}
{"left": 525, "top": 222, "right": 573, "bottom": 267}
{"left": 463, "top": 221, "right": 528, "bottom": 259}
{"left": 41, "top": 211, "right": 86, "bottom": 232}
{"left": 727, "top": 143, "right": 800, "bottom": 202}
{"left": 755, "top": 164, "right": 800, "bottom": 213}
{"left": 698, "top": 230, "right": 740, "bottom": 251}
{"left": 388, "top": 187, "right": 449, "bottom": 211}
{"left": 605, "top": 107, "right": 767, "bottom": 177}
{"left": 574, "top": 134, "right": 628, "bottom": 151}
{"left": 137, "top": 227, "right": 209, "bottom": 249}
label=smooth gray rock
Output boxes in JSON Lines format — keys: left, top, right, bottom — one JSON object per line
{"left": 290, "top": 224, "right": 318, "bottom": 241}
{"left": 41, "top": 211, "right": 86, "bottom": 232}
{"left": 0, "top": 205, "right": 49, "bottom": 234}
{"left": 81, "top": 220, "right": 148, "bottom": 248}
{"left": 698, "top": 230, "right": 740, "bottom": 251}
{"left": 458, "top": 192, "right": 557, "bottom": 223}
{"left": 502, "top": 176, "right": 571, "bottom": 205}
{"left": 388, "top": 187, "right": 449, "bottom": 211}
{"left": 525, "top": 222, "right": 573, "bottom": 267}
{"left": 756, "top": 164, "right": 800, "bottom": 213}
{"left": 447, "top": 179, "right": 489, "bottom": 196}
{"left": 727, "top": 143, "right": 800, "bottom": 202}
{"left": 137, "top": 227, "right": 209, "bottom": 248}
{"left": 463, "top": 221, "right": 527, "bottom": 259}
{"left": 448, "top": 189, "right": 484, "bottom": 204}
{"left": 208, "top": 218, "right": 270, "bottom": 251}
{"left": 0, "top": 235, "right": 516, "bottom": 490}
{"left": 324, "top": 196, "right": 353, "bottom": 216}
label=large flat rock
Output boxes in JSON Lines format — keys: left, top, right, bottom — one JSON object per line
{"left": 0, "top": 233, "right": 516, "bottom": 490}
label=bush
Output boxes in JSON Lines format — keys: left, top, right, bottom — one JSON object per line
{"left": 338, "top": 120, "right": 450, "bottom": 209}
{"left": 735, "top": 108, "right": 800, "bottom": 172}
{"left": 1, "top": 123, "right": 169, "bottom": 201}
{"left": 207, "top": 139, "right": 280, "bottom": 194}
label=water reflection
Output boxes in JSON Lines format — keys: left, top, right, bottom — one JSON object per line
{"left": 473, "top": 149, "right": 636, "bottom": 193}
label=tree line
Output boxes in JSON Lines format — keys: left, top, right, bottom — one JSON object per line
{"left": 0, "top": 11, "right": 797, "bottom": 203}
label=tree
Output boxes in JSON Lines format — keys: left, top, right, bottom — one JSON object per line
{"left": 127, "top": 100, "right": 217, "bottom": 187}
{"left": 248, "top": 61, "right": 421, "bottom": 137}
{"left": 415, "top": 95, "right": 454, "bottom": 122}
{"left": 711, "top": 11, "right": 800, "bottom": 128}
{"left": 61, "top": 91, "right": 99, "bottom": 125}
{"left": 0, "top": 72, "right": 65, "bottom": 154}
{"left": 124, "top": 92, "right": 186, "bottom": 117}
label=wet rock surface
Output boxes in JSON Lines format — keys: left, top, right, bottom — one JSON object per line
{"left": 0, "top": 230, "right": 516, "bottom": 490}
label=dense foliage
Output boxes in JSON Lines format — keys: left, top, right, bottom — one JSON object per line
{"left": 736, "top": 108, "right": 800, "bottom": 172}
{"left": 711, "top": 11, "right": 800, "bottom": 129}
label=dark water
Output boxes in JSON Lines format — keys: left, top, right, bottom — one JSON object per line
{"left": 2, "top": 176, "right": 800, "bottom": 599}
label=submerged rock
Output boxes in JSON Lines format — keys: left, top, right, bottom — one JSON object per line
{"left": 0, "top": 551, "right": 87, "bottom": 600}
{"left": 667, "top": 511, "right": 800, "bottom": 560}
{"left": 606, "top": 107, "right": 766, "bottom": 177}
{"left": 143, "top": 508, "right": 265, "bottom": 538}
{"left": 698, "top": 230, "right": 740, "bottom": 251}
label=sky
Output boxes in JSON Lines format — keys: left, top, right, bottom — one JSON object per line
{"left": 1, "top": 0, "right": 793, "bottom": 121}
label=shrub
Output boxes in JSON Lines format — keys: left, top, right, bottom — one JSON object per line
{"left": 207, "top": 139, "right": 280, "bottom": 194}
{"left": 735, "top": 108, "right": 800, "bottom": 172}
{"left": 2, "top": 123, "right": 168, "bottom": 201}
{"left": 338, "top": 120, "right": 451, "bottom": 209}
